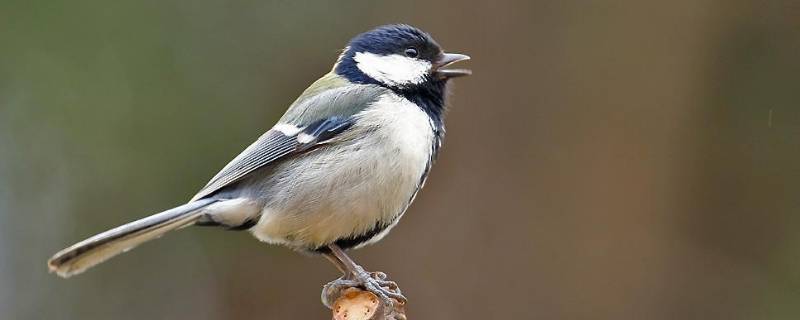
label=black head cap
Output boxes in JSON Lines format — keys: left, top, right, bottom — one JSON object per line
{"left": 349, "top": 24, "right": 441, "bottom": 61}
{"left": 335, "top": 24, "right": 443, "bottom": 87}
{"left": 334, "top": 24, "right": 470, "bottom": 129}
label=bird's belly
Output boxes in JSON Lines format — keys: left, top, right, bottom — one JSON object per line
{"left": 251, "top": 94, "right": 435, "bottom": 250}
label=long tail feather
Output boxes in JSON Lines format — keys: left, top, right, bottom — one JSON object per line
{"left": 47, "top": 198, "right": 217, "bottom": 278}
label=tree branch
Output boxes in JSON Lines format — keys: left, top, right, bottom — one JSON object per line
{"left": 327, "top": 287, "right": 407, "bottom": 320}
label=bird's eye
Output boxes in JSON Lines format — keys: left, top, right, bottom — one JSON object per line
{"left": 404, "top": 48, "right": 419, "bottom": 58}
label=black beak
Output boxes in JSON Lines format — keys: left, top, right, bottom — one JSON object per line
{"left": 433, "top": 52, "right": 471, "bottom": 79}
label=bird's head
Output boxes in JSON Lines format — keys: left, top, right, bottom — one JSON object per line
{"left": 334, "top": 24, "right": 471, "bottom": 90}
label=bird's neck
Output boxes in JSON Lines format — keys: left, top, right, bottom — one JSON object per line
{"left": 394, "top": 81, "right": 448, "bottom": 132}
{"left": 333, "top": 56, "right": 448, "bottom": 128}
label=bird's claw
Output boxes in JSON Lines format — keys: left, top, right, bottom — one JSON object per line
{"left": 321, "top": 268, "right": 406, "bottom": 310}
{"left": 371, "top": 271, "right": 388, "bottom": 280}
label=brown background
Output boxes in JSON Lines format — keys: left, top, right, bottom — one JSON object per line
{"left": 2, "top": 1, "right": 800, "bottom": 319}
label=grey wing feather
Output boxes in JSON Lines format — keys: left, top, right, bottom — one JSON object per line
{"left": 191, "top": 81, "right": 389, "bottom": 201}
{"left": 281, "top": 83, "right": 388, "bottom": 125}
{"left": 191, "top": 117, "right": 355, "bottom": 201}
{"left": 191, "top": 130, "right": 300, "bottom": 201}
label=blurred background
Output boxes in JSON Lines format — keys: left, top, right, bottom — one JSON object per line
{"left": 2, "top": 0, "right": 800, "bottom": 319}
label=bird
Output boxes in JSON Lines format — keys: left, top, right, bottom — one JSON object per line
{"left": 47, "top": 24, "right": 470, "bottom": 307}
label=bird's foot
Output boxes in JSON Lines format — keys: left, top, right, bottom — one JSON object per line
{"left": 322, "top": 267, "right": 406, "bottom": 310}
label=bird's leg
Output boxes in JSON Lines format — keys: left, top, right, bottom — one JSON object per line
{"left": 320, "top": 244, "right": 406, "bottom": 309}
{"left": 323, "top": 251, "right": 348, "bottom": 274}
{"left": 321, "top": 252, "right": 352, "bottom": 308}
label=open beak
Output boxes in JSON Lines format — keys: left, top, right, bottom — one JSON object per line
{"left": 433, "top": 52, "right": 472, "bottom": 79}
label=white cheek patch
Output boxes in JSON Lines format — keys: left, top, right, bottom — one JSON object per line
{"left": 354, "top": 52, "right": 431, "bottom": 86}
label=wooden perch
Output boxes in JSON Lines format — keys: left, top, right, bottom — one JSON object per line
{"left": 328, "top": 287, "right": 406, "bottom": 320}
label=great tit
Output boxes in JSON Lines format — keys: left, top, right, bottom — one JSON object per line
{"left": 48, "top": 24, "right": 470, "bottom": 306}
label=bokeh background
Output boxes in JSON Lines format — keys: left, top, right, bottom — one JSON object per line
{"left": 2, "top": 1, "right": 800, "bottom": 319}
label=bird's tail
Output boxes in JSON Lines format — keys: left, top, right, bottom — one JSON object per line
{"left": 47, "top": 198, "right": 218, "bottom": 278}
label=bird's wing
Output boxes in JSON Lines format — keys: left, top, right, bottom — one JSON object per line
{"left": 191, "top": 79, "right": 389, "bottom": 201}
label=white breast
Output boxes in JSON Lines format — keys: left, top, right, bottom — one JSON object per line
{"left": 251, "top": 92, "right": 435, "bottom": 250}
